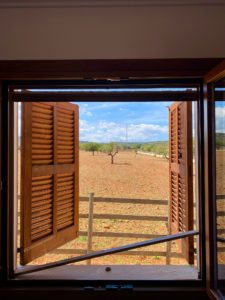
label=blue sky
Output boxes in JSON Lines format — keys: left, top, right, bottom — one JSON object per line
{"left": 17, "top": 101, "right": 172, "bottom": 142}
{"left": 73, "top": 102, "right": 172, "bottom": 143}
{"left": 215, "top": 101, "right": 225, "bottom": 133}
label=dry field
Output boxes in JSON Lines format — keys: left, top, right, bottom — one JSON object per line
{"left": 216, "top": 150, "right": 225, "bottom": 265}
{"left": 80, "top": 150, "right": 169, "bottom": 200}
{"left": 18, "top": 150, "right": 194, "bottom": 266}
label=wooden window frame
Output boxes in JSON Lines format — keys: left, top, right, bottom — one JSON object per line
{"left": 2, "top": 79, "right": 203, "bottom": 280}
{"left": 0, "top": 58, "right": 224, "bottom": 299}
{"left": 204, "top": 60, "right": 225, "bottom": 300}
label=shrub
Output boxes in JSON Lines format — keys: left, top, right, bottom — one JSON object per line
{"left": 80, "top": 142, "right": 100, "bottom": 155}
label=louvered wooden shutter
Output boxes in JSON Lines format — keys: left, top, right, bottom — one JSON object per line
{"left": 20, "top": 102, "right": 79, "bottom": 265}
{"left": 169, "top": 102, "right": 194, "bottom": 264}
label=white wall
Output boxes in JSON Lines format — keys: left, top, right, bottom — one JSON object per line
{"left": 0, "top": 5, "right": 225, "bottom": 59}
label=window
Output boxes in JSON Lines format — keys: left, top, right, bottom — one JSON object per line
{"left": 0, "top": 80, "right": 201, "bottom": 282}
{"left": 1, "top": 58, "right": 225, "bottom": 299}
{"left": 213, "top": 76, "right": 225, "bottom": 297}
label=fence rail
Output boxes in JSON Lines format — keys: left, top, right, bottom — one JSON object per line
{"left": 80, "top": 213, "right": 168, "bottom": 222}
{"left": 52, "top": 248, "right": 184, "bottom": 258}
{"left": 17, "top": 195, "right": 225, "bottom": 261}
{"left": 51, "top": 195, "right": 200, "bottom": 264}
{"left": 80, "top": 196, "right": 168, "bottom": 205}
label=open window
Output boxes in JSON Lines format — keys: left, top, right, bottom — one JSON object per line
{"left": 4, "top": 81, "right": 201, "bottom": 282}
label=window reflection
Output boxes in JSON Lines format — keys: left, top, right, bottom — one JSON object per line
{"left": 215, "top": 77, "right": 225, "bottom": 293}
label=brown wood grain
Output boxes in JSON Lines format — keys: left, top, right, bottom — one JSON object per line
{"left": 20, "top": 101, "right": 79, "bottom": 265}
{"left": 169, "top": 102, "right": 194, "bottom": 264}
{"left": 0, "top": 59, "right": 224, "bottom": 80}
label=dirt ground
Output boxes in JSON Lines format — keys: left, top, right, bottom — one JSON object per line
{"left": 22, "top": 150, "right": 195, "bottom": 266}
{"left": 216, "top": 150, "right": 225, "bottom": 265}
{"left": 79, "top": 150, "right": 169, "bottom": 200}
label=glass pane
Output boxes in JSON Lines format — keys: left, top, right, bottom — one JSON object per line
{"left": 215, "top": 76, "right": 225, "bottom": 294}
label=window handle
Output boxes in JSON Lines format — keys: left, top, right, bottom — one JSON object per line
{"left": 105, "top": 285, "right": 133, "bottom": 291}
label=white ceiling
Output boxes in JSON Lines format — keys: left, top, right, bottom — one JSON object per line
{"left": 0, "top": 0, "right": 225, "bottom": 8}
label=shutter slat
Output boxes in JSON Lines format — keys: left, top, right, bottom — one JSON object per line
{"left": 32, "top": 188, "right": 53, "bottom": 197}
{"left": 32, "top": 139, "right": 53, "bottom": 145}
{"left": 58, "top": 117, "right": 73, "bottom": 124}
{"left": 58, "top": 149, "right": 74, "bottom": 155}
{"left": 58, "top": 159, "right": 74, "bottom": 164}
{"left": 57, "top": 113, "right": 73, "bottom": 120}
{"left": 58, "top": 108, "right": 74, "bottom": 115}
{"left": 57, "top": 184, "right": 73, "bottom": 192}
{"left": 33, "top": 159, "right": 53, "bottom": 165}
{"left": 32, "top": 199, "right": 52, "bottom": 208}
{"left": 32, "top": 203, "right": 53, "bottom": 213}
{"left": 32, "top": 218, "right": 52, "bottom": 230}
{"left": 32, "top": 128, "right": 53, "bottom": 135}
{"left": 32, "top": 112, "right": 53, "bottom": 121}
{"left": 58, "top": 121, "right": 73, "bottom": 129}
{"left": 32, "top": 133, "right": 53, "bottom": 140}
{"left": 32, "top": 149, "right": 53, "bottom": 155}
{"left": 32, "top": 213, "right": 52, "bottom": 225}
{"left": 32, "top": 183, "right": 53, "bottom": 191}
{"left": 58, "top": 136, "right": 74, "bottom": 142}
{"left": 32, "top": 121, "right": 53, "bottom": 129}
{"left": 57, "top": 201, "right": 73, "bottom": 211}
{"left": 31, "top": 229, "right": 53, "bottom": 241}
{"left": 57, "top": 212, "right": 73, "bottom": 222}
{"left": 58, "top": 179, "right": 74, "bottom": 184}
{"left": 58, "top": 145, "right": 75, "bottom": 150}
{"left": 32, "top": 206, "right": 52, "bottom": 217}
{"left": 32, "top": 144, "right": 53, "bottom": 150}
{"left": 31, "top": 223, "right": 53, "bottom": 236}
{"left": 32, "top": 105, "right": 52, "bottom": 115}
{"left": 57, "top": 199, "right": 73, "bottom": 207}
{"left": 57, "top": 220, "right": 73, "bottom": 230}
{"left": 57, "top": 193, "right": 74, "bottom": 201}
{"left": 57, "top": 188, "right": 74, "bottom": 197}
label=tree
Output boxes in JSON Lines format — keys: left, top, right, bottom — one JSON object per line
{"left": 130, "top": 143, "right": 142, "bottom": 156}
{"left": 80, "top": 142, "right": 100, "bottom": 155}
{"left": 99, "top": 142, "right": 119, "bottom": 164}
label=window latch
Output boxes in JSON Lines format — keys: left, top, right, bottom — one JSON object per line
{"left": 105, "top": 284, "right": 133, "bottom": 291}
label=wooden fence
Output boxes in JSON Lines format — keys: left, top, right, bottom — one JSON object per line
{"left": 51, "top": 195, "right": 188, "bottom": 263}
{"left": 18, "top": 195, "right": 225, "bottom": 263}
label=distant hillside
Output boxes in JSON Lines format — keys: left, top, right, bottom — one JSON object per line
{"left": 140, "top": 141, "right": 168, "bottom": 157}
{"left": 216, "top": 133, "right": 225, "bottom": 149}
{"left": 79, "top": 140, "right": 169, "bottom": 157}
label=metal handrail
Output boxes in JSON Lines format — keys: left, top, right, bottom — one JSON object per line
{"left": 15, "top": 230, "right": 199, "bottom": 276}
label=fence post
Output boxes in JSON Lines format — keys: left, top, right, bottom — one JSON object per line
{"left": 166, "top": 194, "right": 171, "bottom": 264}
{"left": 87, "top": 193, "right": 94, "bottom": 265}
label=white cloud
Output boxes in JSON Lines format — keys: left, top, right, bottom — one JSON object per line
{"left": 216, "top": 107, "right": 225, "bottom": 118}
{"left": 79, "top": 107, "right": 93, "bottom": 117}
{"left": 79, "top": 119, "right": 168, "bottom": 142}
{"left": 216, "top": 107, "right": 225, "bottom": 132}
